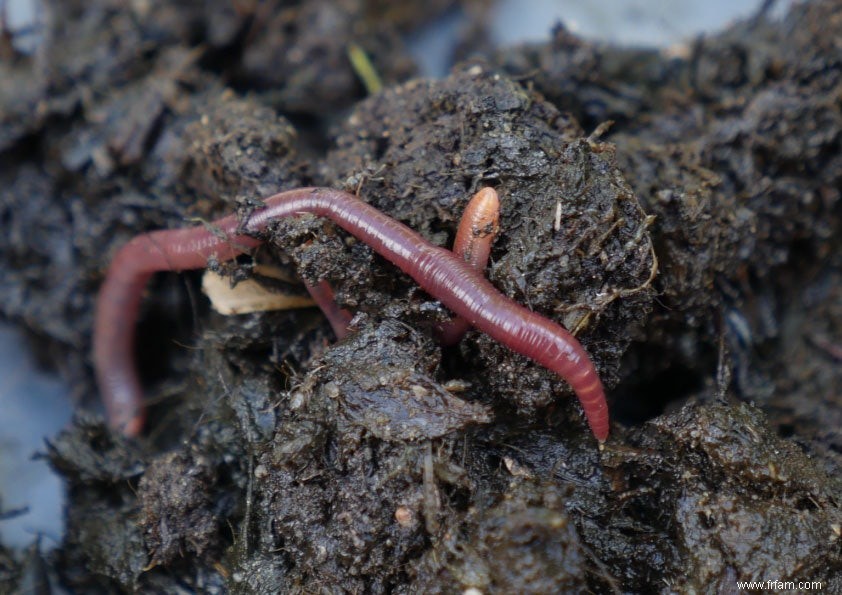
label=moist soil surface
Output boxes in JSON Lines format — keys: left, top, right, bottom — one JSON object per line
{"left": 0, "top": 1, "right": 840, "bottom": 593}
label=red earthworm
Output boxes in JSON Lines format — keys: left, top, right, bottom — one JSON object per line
{"left": 300, "top": 188, "right": 498, "bottom": 342}
{"left": 94, "top": 187, "right": 609, "bottom": 441}
{"left": 306, "top": 187, "right": 499, "bottom": 343}
{"left": 303, "top": 279, "right": 353, "bottom": 339}
{"left": 436, "top": 187, "right": 500, "bottom": 345}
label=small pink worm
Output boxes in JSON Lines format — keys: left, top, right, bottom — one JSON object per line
{"left": 94, "top": 187, "right": 609, "bottom": 441}
{"left": 436, "top": 187, "right": 500, "bottom": 345}
{"left": 302, "top": 279, "right": 353, "bottom": 339}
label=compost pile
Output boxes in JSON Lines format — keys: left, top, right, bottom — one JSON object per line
{"left": 0, "top": 0, "right": 840, "bottom": 592}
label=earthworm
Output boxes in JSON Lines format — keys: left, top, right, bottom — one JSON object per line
{"left": 300, "top": 187, "right": 498, "bottom": 342}
{"left": 94, "top": 187, "right": 609, "bottom": 441}
{"left": 436, "top": 187, "right": 500, "bottom": 345}
{"left": 303, "top": 279, "right": 353, "bottom": 339}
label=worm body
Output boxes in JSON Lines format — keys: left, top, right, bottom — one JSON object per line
{"left": 306, "top": 187, "right": 498, "bottom": 343}
{"left": 94, "top": 187, "right": 608, "bottom": 440}
{"left": 303, "top": 279, "right": 353, "bottom": 339}
{"left": 436, "top": 187, "right": 500, "bottom": 345}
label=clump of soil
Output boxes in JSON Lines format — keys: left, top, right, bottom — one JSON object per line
{"left": 0, "top": 0, "right": 840, "bottom": 592}
{"left": 496, "top": 0, "right": 841, "bottom": 344}
{"left": 315, "top": 64, "right": 656, "bottom": 417}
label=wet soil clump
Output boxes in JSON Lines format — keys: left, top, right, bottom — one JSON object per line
{"left": 0, "top": 0, "right": 840, "bottom": 592}
{"left": 315, "top": 64, "right": 656, "bottom": 418}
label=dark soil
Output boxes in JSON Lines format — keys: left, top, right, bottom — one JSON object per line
{"left": 0, "top": 0, "right": 840, "bottom": 592}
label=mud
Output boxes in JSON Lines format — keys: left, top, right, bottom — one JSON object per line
{"left": 0, "top": 0, "right": 840, "bottom": 592}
